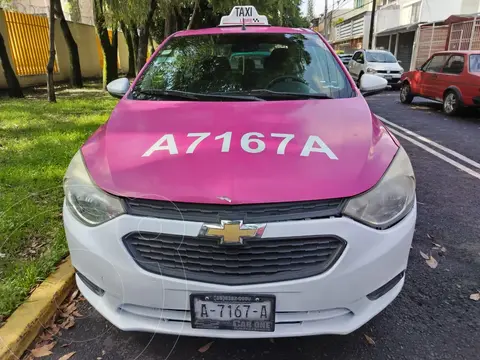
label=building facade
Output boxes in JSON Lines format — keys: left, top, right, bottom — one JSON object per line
{"left": 374, "top": 0, "right": 480, "bottom": 70}
{"left": 329, "top": 2, "right": 373, "bottom": 53}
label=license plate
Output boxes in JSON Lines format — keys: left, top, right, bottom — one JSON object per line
{"left": 384, "top": 75, "right": 393, "bottom": 79}
{"left": 190, "top": 293, "right": 275, "bottom": 332}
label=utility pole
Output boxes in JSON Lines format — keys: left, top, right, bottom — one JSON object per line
{"left": 324, "top": 0, "right": 328, "bottom": 40}
{"left": 368, "top": 0, "right": 377, "bottom": 49}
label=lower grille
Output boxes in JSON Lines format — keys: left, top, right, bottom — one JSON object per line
{"left": 118, "top": 303, "right": 352, "bottom": 324}
{"left": 123, "top": 232, "right": 346, "bottom": 285}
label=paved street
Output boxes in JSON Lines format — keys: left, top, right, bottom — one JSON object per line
{"left": 47, "top": 92, "right": 480, "bottom": 360}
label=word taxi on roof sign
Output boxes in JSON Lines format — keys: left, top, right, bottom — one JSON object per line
{"left": 219, "top": 6, "right": 269, "bottom": 27}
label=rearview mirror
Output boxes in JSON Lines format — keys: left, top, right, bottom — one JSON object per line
{"left": 359, "top": 74, "right": 388, "bottom": 97}
{"left": 106, "top": 78, "right": 130, "bottom": 99}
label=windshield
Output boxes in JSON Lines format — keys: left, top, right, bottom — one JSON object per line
{"left": 366, "top": 51, "right": 397, "bottom": 63}
{"left": 470, "top": 55, "right": 480, "bottom": 72}
{"left": 131, "top": 33, "right": 354, "bottom": 100}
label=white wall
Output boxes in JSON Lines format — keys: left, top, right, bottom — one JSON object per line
{"left": 418, "top": 0, "right": 480, "bottom": 22}
{"left": 376, "top": 7, "right": 401, "bottom": 33}
{"left": 10, "top": 0, "right": 48, "bottom": 15}
{"left": 380, "top": 0, "right": 480, "bottom": 34}
{"left": 397, "top": 0, "right": 465, "bottom": 26}
{"left": 461, "top": 0, "right": 480, "bottom": 13}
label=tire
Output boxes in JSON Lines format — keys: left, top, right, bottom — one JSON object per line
{"left": 356, "top": 72, "right": 364, "bottom": 87}
{"left": 400, "top": 83, "right": 414, "bottom": 104}
{"left": 443, "top": 91, "right": 460, "bottom": 116}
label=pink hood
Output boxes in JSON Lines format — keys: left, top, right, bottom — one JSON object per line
{"left": 82, "top": 97, "right": 398, "bottom": 204}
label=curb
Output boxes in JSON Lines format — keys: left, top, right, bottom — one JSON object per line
{"left": 0, "top": 258, "right": 75, "bottom": 360}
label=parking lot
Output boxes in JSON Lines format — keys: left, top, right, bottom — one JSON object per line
{"left": 37, "top": 92, "right": 480, "bottom": 360}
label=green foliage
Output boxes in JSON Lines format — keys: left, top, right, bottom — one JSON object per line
{"left": 0, "top": 84, "right": 116, "bottom": 318}
{"left": 306, "top": 0, "right": 314, "bottom": 21}
{"left": 111, "top": 0, "right": 156, "bottom": 25}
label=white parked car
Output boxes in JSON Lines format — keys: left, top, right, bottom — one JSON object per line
{"left": 348, "top": 50, "right": 404, "bottom": 89}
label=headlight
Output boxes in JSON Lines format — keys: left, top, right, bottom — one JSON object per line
{"left": 63, "top": 151, "right": 125, "bottom": 226}
{"left": 343, "top": 147, "right": 415, "bottom": 229}
{"left": 366, "top": 67, "right": 377, "bottom": 74}
{"left": 400, "top": 67, "right": 404, "bottom": 73}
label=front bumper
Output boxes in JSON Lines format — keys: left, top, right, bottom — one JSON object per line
{"left": 64, "top": 201, "right": 416, "bottom": 338}
{"left": 375, "top": 73, "right": 402, "bottom": 85}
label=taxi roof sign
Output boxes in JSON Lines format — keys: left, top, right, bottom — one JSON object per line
{"left": 219, "top": 6, "right": 269, "bottom": 27}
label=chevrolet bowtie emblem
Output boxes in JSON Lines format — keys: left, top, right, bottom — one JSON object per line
{"left": 200, "top": 220, "right": 266, "bottom": 245}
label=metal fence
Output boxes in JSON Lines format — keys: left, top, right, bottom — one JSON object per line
{"left": 4, "top": 11, "right": 58, "bottom": 76}
{"left": 448, "top": 17, "right": 480, "bottom": 51}
{"left": 415, "top": 24, "right": 449, "bottom": 68}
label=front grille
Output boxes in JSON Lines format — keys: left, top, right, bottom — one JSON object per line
{"left": 124, "top": 198, "right": 346, "bottom": 223}
{"left": 387, "top": 78, "right": 401, "bottom": 84}
{"left": 123, "top": 232, "right": 346, "bottom": 285}
{"left": 377, "top": 70, "right": 401, "bottom": 74}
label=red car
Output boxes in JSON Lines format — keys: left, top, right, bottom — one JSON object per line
{"left": 400, "top": 50, "right": 480, "bottom": 115}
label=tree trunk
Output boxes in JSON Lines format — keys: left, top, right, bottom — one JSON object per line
{"left": 187, "top": 0, "right": 199, "bottom": 30}
{"left": 47, "top": 0, "right": 56, "bottom": 102}
{"left": 98, "top": 29, "right": 117, "bottom": 87}
{"left": 0, "top": 31, "right": 23, "bottom": 98}
{"left": 137, "top": 26, "right": 148, "bottom": 73}
{"left": 120, "top": 21, "right": 135, "bottom": 77}
{"left": 93, "top": 0, "right": 117, "bottom": 88}
{"left": 53, "top": 0, "right": 83, "bottom": 88}
{"left": 136, "top": 0, "right": 157, "bottom": 72}
{"left": 164, "top": 10, "right": 171, "bottom": 39}
{"left": 130, "top": 22, "right": 139, "bottom": 63}
{"left": 112, "top": 26, "right": 118, "bottom": 57}
{"left": 173, "top": 8, "right": 178, "bottom": 32}
{"left": 149, "top": 36, "right": 155, "bottom": 57}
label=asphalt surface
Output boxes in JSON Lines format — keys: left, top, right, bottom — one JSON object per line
{"left": 44, "top": 92, "right": 480, "bottom": 360}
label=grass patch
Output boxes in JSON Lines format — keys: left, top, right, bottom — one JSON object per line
{"left": 0, "top": 84, "right": 117, "bottom": 320}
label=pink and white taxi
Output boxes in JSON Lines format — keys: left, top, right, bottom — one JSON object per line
{"left": 63, "top": 6, "right": 416, "bottom": 338}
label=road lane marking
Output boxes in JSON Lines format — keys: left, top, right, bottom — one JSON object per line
{"left": 377, "top": 115, "right": 480, "bottom": 170}
{"left": 387, "top": 127, "right": 480, "bottom": 181}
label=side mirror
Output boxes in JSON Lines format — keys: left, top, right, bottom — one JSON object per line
{"left": 106, "top": 78, "right": 130, "bottom": 99}
{"left": 359, "top": 74, "right": 388, "bottom": 97}
{"left": 398, "top": 60, "right": 402, "bottom": 64}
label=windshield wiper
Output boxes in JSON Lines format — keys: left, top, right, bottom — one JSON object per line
{"left": 237, "top": 89, "right": 333, "bottom": 100}
{"left": 137, "top": 89, "right": 264, "bottom": 101}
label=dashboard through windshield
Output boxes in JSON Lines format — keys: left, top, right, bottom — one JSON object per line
{"left": 131, "top": 33, "right": 355, "bottom": 101}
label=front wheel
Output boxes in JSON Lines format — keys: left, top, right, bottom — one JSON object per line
{"left": 400, "top": 83, "right": 414, "bottom": 104}
{"left": 356, "top": 72, "right": 364, "bottom": 87}
{"left": 443, "top": 91, "right": 460, "bottom": 116}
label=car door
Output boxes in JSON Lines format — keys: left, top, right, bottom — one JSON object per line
{"left": 349, "top": 51, "right": 364, "bottom": 80}
{"left": 348, "top": 52, "right": 359, "bottom": 78}
{"left": 421, "top": 54, "right": 449, "bottom": 98}
{"left": 439, "top": 54, "right": 465, "bottom": 100}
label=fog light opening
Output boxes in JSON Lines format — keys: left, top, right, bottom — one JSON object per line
{"left": 77, "top": 271, "right": 105, "bottom": 296}
{"left": 367, "top": 271, "right": 405, "bottom": 301}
